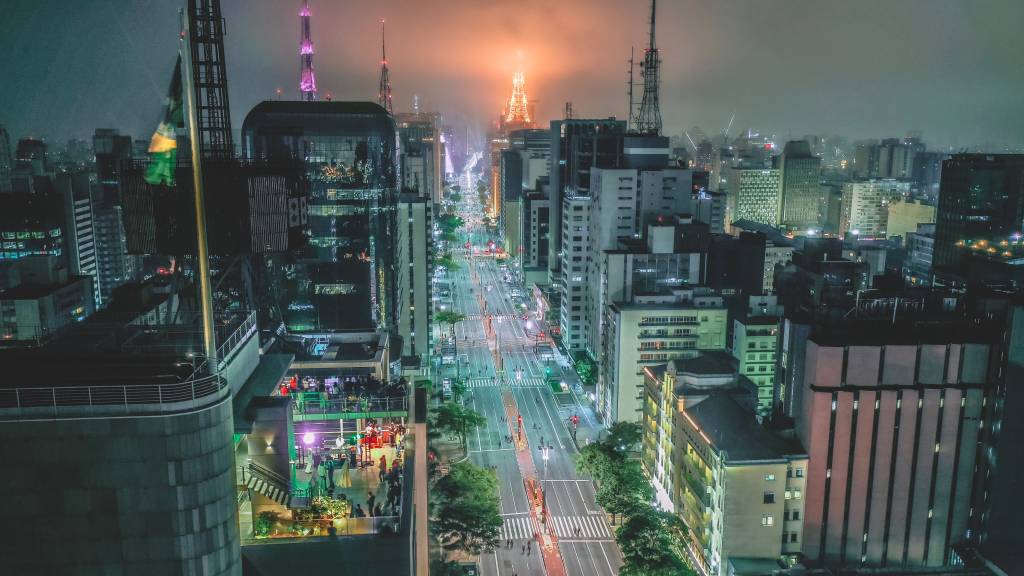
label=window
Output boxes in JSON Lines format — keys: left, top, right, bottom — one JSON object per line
{"left": 764, "top": 473, "right": 775, "bottom": 481}
{"left": 789, "top": 532, "right": 798, "bottom": 543}
{"left": 794, "top": 468, "right": 804, "bottom": 478}
{"left": 793, "top": 489, "right": 802, "bottom": 499}
{"left": 764, "top": 492, "right": 775, "bottom": 504}
{"left": 791, "top": 510, "right": 799, "bottom": 521}
{"left": 761, "top": 514, "right": 774, "bottom": 527}
{"left": 784, "top": 490, "right": 792, "bottom": 500}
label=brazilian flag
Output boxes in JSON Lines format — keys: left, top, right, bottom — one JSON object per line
{"left": 144, "top": 56, "right": 184, "bottom": 186}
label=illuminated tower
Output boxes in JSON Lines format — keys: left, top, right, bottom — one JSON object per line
{"left": 633, "top": 0, "right": 662, "bottom": 135}
{"left": 504, "top": 71, "right": 531, "bottom": 126}
{"left": 299, "top": 0, "right": 317, "bottom": 101}
{"left": 378, "top": 19, "right": 393, "bottom": 114}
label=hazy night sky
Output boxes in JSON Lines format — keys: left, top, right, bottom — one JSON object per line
{"left": 1, "top": 0, "right": 1022, "bottom": 149}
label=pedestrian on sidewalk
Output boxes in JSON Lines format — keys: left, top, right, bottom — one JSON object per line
{"left": 521, "top": 543, "right": 526, "bottom": 554}
{"left": 574, "top": 525, "right": 581, "bottom": 536}
{"left": 526, "top": 540, "right": 531, "bottom": 556}
{"left": 367, "top": 491, "right": 376, "bottom": 515}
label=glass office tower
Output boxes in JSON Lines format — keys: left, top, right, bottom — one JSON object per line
{"left": 242, "top": 101, "right": 398, "bottom": 333}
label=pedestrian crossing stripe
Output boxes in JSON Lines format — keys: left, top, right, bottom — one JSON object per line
{"left": 501, "top": 515, "right": 534, "bottom": 540}
{"left": 548, "top": 515, "right": 612, "bottom": 539}
{"left": 463, "top": 377, "right": 545, "bottom": 388}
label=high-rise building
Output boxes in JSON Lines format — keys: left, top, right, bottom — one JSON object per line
{"left": 642, "top": 354, "right": 807, "bottom": 576}
{"left": 547, "top": 118, "right": 627, "bottom": 285}
{"left": 54, "top": 170, "right": 99, "bottom": 306}
{"left": 726, "top": 167, "right": 782, "bottom": 230}
{"left": 242, "top": 101, "right": 399, "bottom": 333}
{"left": 0, "top": 255, "right": 95, "bottom": 343}
{"left": 499, "top": 129, "right": 550, "bottom": 262}
{"left": 395, "top": 111, "right": 442, "bottom": 204}
{"left": 779, "top": 140, "right": 822, "bottom": 231}
{"left": 395, "top": 193, "right": 431, "bottom": 360}
{"left": 932, "top": 154, "right": 1024, "bottom": 272}
{"left": 521, "top": 189, "right": 550, "bottom": 280}
{"left": 732, "top": 314, "right": 779, "bottom": 415}
{"left": 603, "top": 288, "right": 727, "bottom": 423}
{"left": 788, "top": 297, "right": 1000, "bottom": 569}
{"left": 92, "top": 128, "right": 140, "bottom": 305}
{"left": 838, "top": 179, "right": 911, "bottom": 238}
{"left": 903, "top": 223, "right": 936, "bottom": 286}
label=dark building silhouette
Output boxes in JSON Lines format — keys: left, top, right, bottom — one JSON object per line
{"left": 242, "top": 101, "right": 399, "bottom": 333}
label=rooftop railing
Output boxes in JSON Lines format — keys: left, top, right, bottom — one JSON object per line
{"left": 291, "top": 394, "right": 408, "bottom": 416}
{"left": 0, "top": 372, "right": 229, "bottom": 420}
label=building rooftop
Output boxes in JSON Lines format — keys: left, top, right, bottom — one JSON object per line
{"left": 0, "top": 275, "right": 89, "bottom": 300}
{"left": 684, "top": 391, "right": 805, "bottom": 463}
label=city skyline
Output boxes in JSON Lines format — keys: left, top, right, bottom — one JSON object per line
{"left": 1, "top": 0, "right": 1022, "bottom": 149}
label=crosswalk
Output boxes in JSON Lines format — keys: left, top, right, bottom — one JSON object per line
{"left": 463, "top": 376, "right": 546, "bottom": 388}
{"left": 548, "top": 514, "right": 613, "bottom": 539}
{"left": 501, "top": 514, "right": 613, "bottom": 540}
{"left": 501, "top": 515, "right": 535, "bottom": 540}
{"left": 464, "top": 314, "right": 523, "bottom": 321}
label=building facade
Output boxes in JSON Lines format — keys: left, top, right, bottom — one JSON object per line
{"left": 727, "top": 168, "right": 782, "bottom": 230}
{"left": 242, "top": 101, "right": 399, "bottom": 334}
{"left": 602, "top": 289, "right": 727, "bottom": 423}
{"left": 396, "top": 193, "right": 432, "bottom": 359}
{"left": 839, "top": 179, "right": 911, "bottom": 238}
{"left": 779, "top": 140, "right": 822, "bottom": 231}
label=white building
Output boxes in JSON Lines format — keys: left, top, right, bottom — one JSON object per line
{"left": 838, "top": 179, "right": 911, "bottom": 238}
{"left": 396, "top": 194, "right": 432, "bottom": 360}
{"left": 727, "top": 167, "right": 782, "bottom": 230}
{"left": 602, "top": 287, "right": 727, "bottom": 423}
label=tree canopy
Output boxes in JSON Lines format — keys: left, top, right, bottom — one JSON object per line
{"left": 616, "top": 507, "right": 695, "bottom": 576}
{"left": 438, "top": 213, "right": 465, "bottom": 235}
{"left": 431, "top": 462, "right": 502, "bottom": 554}
{"left": 595, "top": 460, "right": 653, "bottom": 521}
{"left": 433, "top": 402, "right": 486, "bottom": 449}
{"left": 435, "top": 310, "right": 466, "bottom": 331}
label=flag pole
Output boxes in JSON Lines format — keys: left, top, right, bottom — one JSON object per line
{"left": 180, "top": 8, "right": 218, "bottom": 372}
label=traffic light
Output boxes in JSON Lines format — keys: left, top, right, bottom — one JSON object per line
{"left": 571, "top": 414, "right": 579, "bottom": 428}
{"left": 545, "top": 366, "right": 552, "bottom": 376}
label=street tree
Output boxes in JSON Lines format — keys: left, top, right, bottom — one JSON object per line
{"left": 606, "top": 421, "right": 643, "bottom": 453}
{"left": 436, "top": 252, "right": 460, "bottom": 272}
{"left": 432, "top": 462, "right": 502, "bottom": 554}
{"left": 433, "top": 402, "right": 486, "bottom": 450}
{"left": 438, "top": 213, "right": 465, "bottom": 235}
{"left": 616, "top": 507, "right": 695, "bottom": 576}
{"left": 450, "top": 192, "right": 463, "bottom": 203}
{"left": 576, "top": 441, "right": 622, "bottom": 483}
{"left": 574, "top": 354, "right": 597, "bottom": 386}
{"left": 595, "top": 460, "right": 653, "bottom": 524}
{"left": 450, "top": 378, "right": 467, "bottom": 403}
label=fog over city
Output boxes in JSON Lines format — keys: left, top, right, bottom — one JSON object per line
{"left": 2, "top": 0, "right": 1022, "bottom": 148}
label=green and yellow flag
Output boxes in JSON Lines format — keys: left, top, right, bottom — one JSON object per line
{"left": 144, "top": 55, "right": 184, "bottom": 186}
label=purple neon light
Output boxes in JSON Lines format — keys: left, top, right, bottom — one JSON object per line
{"left": 301, "top": 41, "right": 314, "bottom": 55}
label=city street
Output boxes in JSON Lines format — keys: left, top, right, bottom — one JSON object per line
{"left": 435, "top": 165, "right": 622, "bottom": 576}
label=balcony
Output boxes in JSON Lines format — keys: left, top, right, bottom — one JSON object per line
{"left": 291, "top": 394, "right": 408, "bottom": 421}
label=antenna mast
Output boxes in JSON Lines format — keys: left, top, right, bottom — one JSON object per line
{"left": 632, "top": 0, "right": 662, "bottom": 135}
{"left": 299, "top": 0, "right": 317, "bottom": 101}
{"left": 378, "top": 19, "right": 393, "bottom": 114}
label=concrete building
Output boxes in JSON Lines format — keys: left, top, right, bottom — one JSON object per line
{"left": 727, "top": 167, "right": 782, "bottom": 230}
{"left": 547, "top": 118, "right": 627, "bottom": 285}
{"left": 55, "top": 170, "right": 99, "bottom": 306}
{"left": 904, "top": 223, "right": 936, "bottom": 286}
{"left": 0, "top": 305, "right": 260, "bottom": 574}
{"left": 499, "top": 129, "right": 550, "bottom": 262}
{"left": 93, "top": 128, "right": 140, "bottom": 305}
{"left": 731, "top": 219, "right": 796, "bottom": 293}
{"left": 839, "top": 179, "right": 912, "bottom": 238}
{"left": 790, "top": 302, "right": 999, "bottom": 569}
{"left": 886, "top": 198, "right": 936, "bottom": 241}
{"left": 641, "top": 355, "right": 806, "bottom": 576}
{"left": 602, "top": 287, "right": 727, "bottom": 423}
{"left": 779, "top": 140, "right": 822, "bottom": 231}
{"left": 732, "top": 314, "right": 779, "bottom": 415}
{"left": 396, "top": 193, "right": 432, "bottom": 360}
{"left": 0, "top": 255, "right": 94, "bottom": 344}
{"left": 559, "top": 194, "right": 592, "bottom": 351}
{"left": 395, "top": 111, "right": 442, "bottom": 204}
{"left": 521, "top": 190, "right": 550, "bottom": 286}
{"left": 0, "top": 124, "right": 12, "bottom": 193}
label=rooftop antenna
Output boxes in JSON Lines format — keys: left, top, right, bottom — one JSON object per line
{"left": 632, "top": 0, "right": 662, "bottom": 135}
{"left": 626, "top": 46, "right": 635, "bottom": 131}
{"left": 299, "top": 0, "right": 317, "bottom": 101}
{"left": 378, "top": 19, "right": 393, "bottom": 114}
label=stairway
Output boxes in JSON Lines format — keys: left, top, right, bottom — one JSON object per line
{"left": 241, "top": 462, "right": 309, "bottom": 509}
